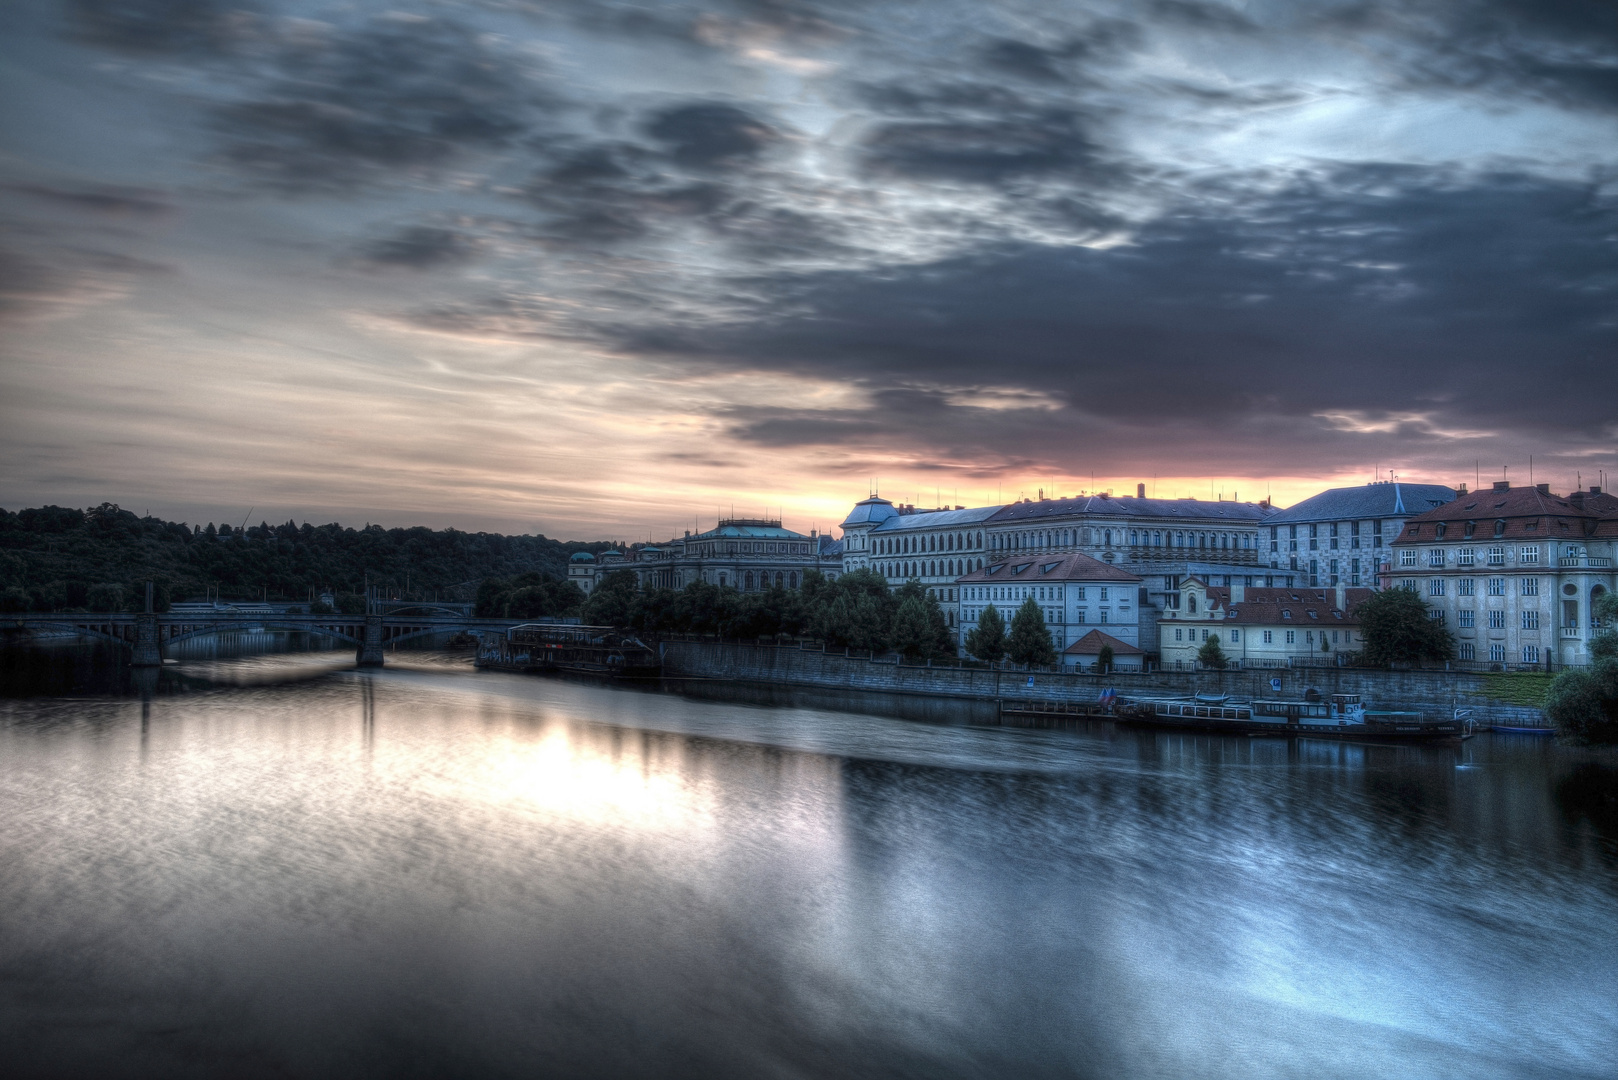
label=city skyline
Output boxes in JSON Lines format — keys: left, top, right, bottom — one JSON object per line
{"left": 3, "top": 0, "right": 1615, "bottom": 540}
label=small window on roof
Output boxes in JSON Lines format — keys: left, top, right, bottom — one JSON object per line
{"left": 986, "top": 565, "right": 1002, "bottom": 576}
{"left": 1282, "top": 610, "right": 1293, "bottom": 619}
{"left": 1307, "top": 610, "right": 1318, "bottom": 619}
{"left": 1012, "top": 563, "right": 1031, "bottom": 575}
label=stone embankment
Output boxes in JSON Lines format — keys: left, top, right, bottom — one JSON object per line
{"left": 659, "top": 640, "right": 1550, "bottom": 730}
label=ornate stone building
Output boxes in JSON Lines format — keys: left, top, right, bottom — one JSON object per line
{"left": 1390, "top": 483, "right": 1617, "bottom": 669}
{"left": 1263, "top": 481, "right": 1455, "bottom": 588}
{"left": 569, "top": 518, "right": 843, "bottom": 595}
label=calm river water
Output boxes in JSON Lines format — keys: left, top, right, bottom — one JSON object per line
{"left": 3, "top": 646, "right": 1618, "bottom": 1079}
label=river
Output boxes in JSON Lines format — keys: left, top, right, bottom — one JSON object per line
{"left": 2, "top": 645, "right": 1617, "bottom": 1079}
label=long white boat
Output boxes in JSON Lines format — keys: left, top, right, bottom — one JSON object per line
{"left": 1117, "top": 692, "right": 1474, "bottom": 742}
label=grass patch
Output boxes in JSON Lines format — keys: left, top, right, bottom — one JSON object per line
{"left": 1481, "top": 672, "right": 1558, "bottom": 708}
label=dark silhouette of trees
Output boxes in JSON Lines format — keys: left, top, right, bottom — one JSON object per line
{"left": 1007, "top": 596, "right": 1056, "bottom": 667}
{"left": 965, "top": 604, "right": 1006, "bottom": 662}
{"left": 1354, "top": 586, "right": 1454, "bottom": 666}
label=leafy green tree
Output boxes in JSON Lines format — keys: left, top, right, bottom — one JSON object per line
{"left": 1355, "top": 586, "right": 1453, "bottom": 666}
{"left": 965, "top": 604, "right": 1006, "bottom": 662}
{"left": 1097, "top": 644, "right": 1114, "bottom": 673}
{"left": 1545, "top": 658, "right": 1618, "bottom": 745}
{"left": 1197, "top": 633, "right": 1227, "bottom": 669}
{"left": 1007, "top": 596, "right": 1057, "bottom": 667}
{"left": 1545, "top": 592, "right": 1618, "bottom": 744}
{"left": 581, "top": 570, "right": 639, "bottom": 626}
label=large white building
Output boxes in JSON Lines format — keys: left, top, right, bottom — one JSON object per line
{"left": 974, "top": 488, "right": 1280, "bottom": 656}
{"left": 1263, "top": 481, "right": 1456, "bottom": 588}
{"left": 1391, "top": 482, "right": 1617, "bottom": 669}
{"left": 958, "top": 552, "right": 1143, "bottom": 657}
{"left": 838, "top": 495, "right": 998, "bottom": 637}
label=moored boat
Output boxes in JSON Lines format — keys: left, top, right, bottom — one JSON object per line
{"left": 1116, "top": 691, "right": 1473, "bottom": 742}
{"left": 477, "top": 623, "right": 661, "bottom": 678}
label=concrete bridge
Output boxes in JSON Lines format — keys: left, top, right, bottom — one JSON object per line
{"left": 3, "top": 605, "right": 530, "bottom": 668}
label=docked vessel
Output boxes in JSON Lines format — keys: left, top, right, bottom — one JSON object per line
{"left": 1116, "top": 691, "right": 1473, "bottom": 742}
{"left": 476, "top": 623, "right": 661, "bottom": 679}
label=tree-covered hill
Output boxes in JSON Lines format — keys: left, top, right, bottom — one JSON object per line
{"left": 0, "top": 503, "right": 617, "bottom": 612}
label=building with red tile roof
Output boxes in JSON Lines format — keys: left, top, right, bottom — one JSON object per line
{"left": 1390, "top": 482, "right": 1617, "bottom": 668}
{"left": 1158, "top": 578, "right": 1372, "bottom": 669}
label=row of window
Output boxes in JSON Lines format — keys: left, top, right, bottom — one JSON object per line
{"left": 964, "top": 609, "right": 1112, "bottom": 625}
{"left": 1456, "top": 643, "right": 1540, "bottom": 663}
{"left": 875, "top": 531, "right": 982, "bottom": 555}
{"left": 1402, "top": 546, "right": 1540, "bottom": 567}
{"left": 994, "top": 528, "right": 1253, "bottom": 552}
{"left": 965, "top": 585, "right": 1113, "bottom": 602}
{"left": 881, "top": 558, "right": 985, "bottom": 580}
{"left": 1427, "top": 577, "right": 1541, "bottom": 597}
{"left": 1171, "top": 627, "right": 1352, "bottom": 646}
{"left": 1439, "top": 610, "right": 1541, "bottom": 629}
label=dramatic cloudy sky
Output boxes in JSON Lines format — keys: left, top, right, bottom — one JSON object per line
{"left": 1, "top": 0, "right": 1615, "bottom": 538}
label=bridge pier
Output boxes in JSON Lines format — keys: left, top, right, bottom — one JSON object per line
{"left": 132, "top": 613, "right": 163, "bottom": 667}
{"left": 357, "top": 614, "right": 385, "bottom": 667}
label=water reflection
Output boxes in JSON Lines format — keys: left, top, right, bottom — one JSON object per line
{"left": 1, "top": 654, "right": 1616, "bottom": 1079}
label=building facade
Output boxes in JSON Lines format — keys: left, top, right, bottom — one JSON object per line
{"left": 1390, "top": 483, "right": 1617, "bottom": 669}
{"left": 1157, "top": 578, "right": 1370, "bottom": 669}
{"left": 976, "top": 490, "right": 1279, "bottom": 655}
{"left": 1263, "top": 481, "right": 1456, "bottom": 588}
{"left": 839, "top": 495, "right": 998, "bottom": 638}
{"left": 569, "top": 518, "right": 843, "bottom": 595}
{"left": 958, "top": 552, "right": 1143, "bottom": 657}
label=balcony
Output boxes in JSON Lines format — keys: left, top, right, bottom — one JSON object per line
{"left": 1559, "top": 556, "right": 1612, "bottom": 569}
{"left": 1561, "top": 627, "right": 1583, "bottom": 640}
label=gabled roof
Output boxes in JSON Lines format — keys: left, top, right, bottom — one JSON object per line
{"left": 870, "top": 505, "right": 1002, "bottom": 532}
{"left": 1267, "top": 482, "right": 1455, "bottom": 524}
{"left": 988, "top": 495, "right": 1276, "bottom": 524}
{"left": 1394, "top": 486, "right": 1618, "bottom": 543}
{"left": 957, "top": 552, "right": 1141, "bottom": 583}
{"left": 1064, "top": 630, "right": 1143, "bottom": 656}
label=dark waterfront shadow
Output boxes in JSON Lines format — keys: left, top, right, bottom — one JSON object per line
{"left": 1556, "top": 762, "right": 1618, "bottom": 845}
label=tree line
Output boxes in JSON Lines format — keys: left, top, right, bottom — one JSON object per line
{"left": 0, "top": 503, "right": 614, "bottom": 612}
{"left": 489, "top": 567, "right": 1066, "bottom": 666}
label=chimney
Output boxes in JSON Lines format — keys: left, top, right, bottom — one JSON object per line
{"left": 1137, "top": 483, "right": 1146, "bottom": 498}
{"left": 1335, "top": 582, "right": 1346, "bottom": 612}
{"left": 1493, "top": 480, "right": 1510, "bottom": 492}
{"left": 1456, "top": 483, "right": 1468, "bottom": 496}
{"left": 1593, "top": 486, "right": 1604, "bottom": 495}
{"left": 1230, "top": 580, "right": 1245, "bottom": 603}
{"left": 1535, "top": 482, "right": 1550, "bottom": 495}
{"left": 1038, "top": 488, "right": 1045, "bottom": 500}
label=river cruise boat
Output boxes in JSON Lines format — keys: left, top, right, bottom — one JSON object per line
{"left": 476, "top": 624, "right": 661, "bottom": 679}
{"left": 1116, "top": 692, "right": 1473, "bottom": 742}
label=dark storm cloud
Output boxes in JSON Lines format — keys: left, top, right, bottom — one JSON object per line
{"left": 67, "top": 0, "right": 257, "bottom": 55}
{"left": 642, "top": 103, "right": 781, "bottom": 170}
{"left": 578, "top": 166, "right": 1617, "bottom": 464}
{"left": 5, "top": 183, "right": 173, "bottom": 218}
{"left": 1146, "top": 0, "right": 1257, "bottom": 34}
{"left": 355, "top": 226, "right": 482, "bottom": 269}
{"left": 212, "top": 16, "right": 547, "bottom": 189}
{"left": 855, "top": 81, "right": 1122, "bottom": 185}
{"left": 1333, "top": 0, "right": 1618, "bottom": 113}
{"left": 516, "top": 102, "right": 828, "bottom": 256}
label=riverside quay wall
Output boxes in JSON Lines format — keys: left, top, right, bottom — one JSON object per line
{"left": 658, "top": 641, "right": 1551, "bottom": 730}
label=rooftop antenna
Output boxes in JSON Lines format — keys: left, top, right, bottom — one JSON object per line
{"left": 1476, "top": 460, "right": 1480, "bottom": 490}
{"left": 1529, "top": 455, "right": 1534, "bottom": 486}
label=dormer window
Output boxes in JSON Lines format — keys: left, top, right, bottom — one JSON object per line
{"left": 1494, "top": 519, "right": 1507, "bottom": 537}
{"left": 1464, "top": 521, "right": 1475, "bottom": 538}
{"left": 1282, "top": 610, "right": 1293, "bottom": 619}
{"left": 1435, "top": 523, "right": 1447, "bottom": 538}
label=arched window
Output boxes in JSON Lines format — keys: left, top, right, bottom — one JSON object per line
{"left": 1104, "top": 529, "right": 1112, "bottom": 546}
{"left": 744, "top": 571, "right": 754, "bottom": 590}
{"left": 789, "top": 572, "right": 798, "bottom": 588}
{"left": 719, "top": 573, "right": 727, "bottom": 587}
